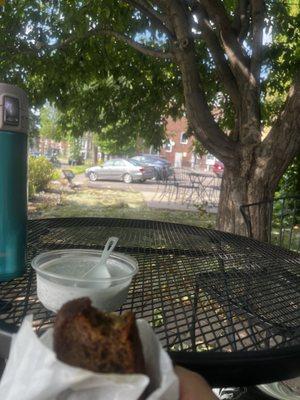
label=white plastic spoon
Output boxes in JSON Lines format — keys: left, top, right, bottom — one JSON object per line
{"left": 81, "top": 236, "right": 119, "bottom": 279}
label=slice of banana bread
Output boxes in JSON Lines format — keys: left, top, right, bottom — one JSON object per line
{"left": 53, "top": 297, "right": 145, "bottom": 374}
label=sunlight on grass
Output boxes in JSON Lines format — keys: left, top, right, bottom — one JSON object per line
{"left": 62, "top": 189, "right": 144, "bottom": 208}
{"left": 30, "top": 188, "right": 216, "bottom": 228}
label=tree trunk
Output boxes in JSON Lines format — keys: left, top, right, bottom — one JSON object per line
{"left": 179, "top": 56, "right": 299, "bottom": 240}
{"left": 163, "top": 1, "right": 300, "bottom": 241}
{"left": 217, "top": 165, "right": 275, "bottom": 242}
{"left": 93, "top": 145, "right": 98, "bottom": 165}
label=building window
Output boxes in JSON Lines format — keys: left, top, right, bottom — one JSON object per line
{"left": 180, "top": 132, "right": 188, "bottom": 144}
{"left": 164, "top": 140, "right": 172, "bottom": 152}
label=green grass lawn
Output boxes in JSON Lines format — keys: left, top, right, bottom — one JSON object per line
{"left": 67, "top": 164, "right": 91, "bottom": 175}
{"left": 30, "top": 187, "right": 216, "bottom": 228}
{"left": 67, "top": 160, "right": 104, "bottom": 175}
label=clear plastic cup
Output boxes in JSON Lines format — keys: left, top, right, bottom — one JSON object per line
{"left": 31, "top": 249, "right": 138, "bottom": 312}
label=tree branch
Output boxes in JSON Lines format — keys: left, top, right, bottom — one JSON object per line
{"left": 164, "top": 0, "right": 237, "bottom": 164}
{"left": 250, "top": 0, "right": 265, "bottom": 88}
{"left": 195, "top": 4, "right": 241, "bottom": 109}
{"left": 7, "top": 28, "right": 174, "bottom": 59}
{"left": 232, "top": 0, "right": 251, "bottom": 42}
{"left": 96, "top": 28, "right": 174, "bottom": 59}
{"left": 150, "top": 0, "right": 176, "bottom": 36}
{"left": 200, "top": 0, "right": 250, "bottom": 88}
{"left": 107, "top": 29, "right": 173, "bottom": 59}
{"left": 123, "top": 0, "right": 175, "bottom": 38}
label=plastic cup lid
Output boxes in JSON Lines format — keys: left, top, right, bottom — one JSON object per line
{"left": 31, "top": 249, "right": 138, "bottom": 284}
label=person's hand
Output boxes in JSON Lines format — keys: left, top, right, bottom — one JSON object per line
{"left": 175, "top": 366, "right": 217, "bottom": 400}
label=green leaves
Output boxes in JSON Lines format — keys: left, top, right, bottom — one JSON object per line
{"left": 40, "top": 103, "right": 62, "bottom": 140}
{"left": 0, "top": 0, "right": 181, "bottom": 150}
{"left": 261, "top": 0, "right": 299, "bottom": 125}
{"left": 0, "top": 0, "right": 298, "bottom": 147}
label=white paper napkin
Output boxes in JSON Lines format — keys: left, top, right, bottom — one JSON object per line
{"left": 0, "top": 316, "right": 179, "bottom": 400}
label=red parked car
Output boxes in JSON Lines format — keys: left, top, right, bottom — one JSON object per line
{"left": 212, "top": 161, "right": 224, "bottom": 177}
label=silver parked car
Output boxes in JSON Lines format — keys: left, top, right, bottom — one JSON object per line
{"left": 85, "top": 158, "right": 154, "bottom": 183}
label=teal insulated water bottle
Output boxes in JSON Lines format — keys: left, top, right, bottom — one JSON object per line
{"left": 0, "top": 83, "right": 28, "bottom": 281}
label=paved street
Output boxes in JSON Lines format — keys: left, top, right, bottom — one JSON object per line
{"left": 86, "top": 177, "right": 158, "bottom": 193}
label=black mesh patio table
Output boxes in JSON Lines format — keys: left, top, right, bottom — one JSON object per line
{"left": 0, "top": 217, "right": 299, "bottom": 387}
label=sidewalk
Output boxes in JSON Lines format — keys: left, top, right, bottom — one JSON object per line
{"left": 141, "top": 189, "right": 198, "bottom": 211}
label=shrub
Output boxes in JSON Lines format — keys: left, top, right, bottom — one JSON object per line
{"left": 28, "top": 156, "right": 56, "bottom": 198}
{"left": 52, "top": 169, "right": 61, "bottom": 180}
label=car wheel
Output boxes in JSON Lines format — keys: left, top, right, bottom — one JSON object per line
{"left": 123, "top": 173, "right": 133, "bottom": 183}
{"left": 140, "top": 179, "right": 146, "bottom": 183}
{"left": 89, "top": 172, "right": 98, "bottom": 181}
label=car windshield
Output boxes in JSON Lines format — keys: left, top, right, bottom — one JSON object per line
{"left": 128, "top": 159, "right": 143, "bottom": 166}
{"left": 104, "top": 160, "right": 114, "bottom": 167}
{"left": 146, "top": 156, "right": 167, "bottom": 163}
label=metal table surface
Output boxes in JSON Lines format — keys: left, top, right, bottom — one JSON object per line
{"left": 0, "top": 217, "right": 299, "bottom": 387}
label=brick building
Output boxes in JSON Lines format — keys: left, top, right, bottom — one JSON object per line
{"left": 38, "top": 138, "right": 69, "bottom": 156}
{"left": 159, "top": 117, "right": 215, "bottom": 170}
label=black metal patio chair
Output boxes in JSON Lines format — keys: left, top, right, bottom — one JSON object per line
{"left": 156, "top": 168, "right": 192, "bottom": 203}
{"left": 183, "top": 173, "right": 222, "bottom": 209}
{"left": 62, "top": 169, "right": 79, "bottom": 191}
{"left": 240, "top": 196, "right": 300, "bottom": 253}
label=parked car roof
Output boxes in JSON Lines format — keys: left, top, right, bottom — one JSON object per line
{"left": 132, "top": 155, "right": 169, "bottom": 165}
{"left": 140, "top": 154, "right": 167, "bottom": 161}
{"left": 141, "top": 153, "right": 167, "bottom": 159}
{"left": 128, "top": 158, "right": 143, "bottom": 166}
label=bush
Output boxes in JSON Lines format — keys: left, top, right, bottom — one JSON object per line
{"left": 28, "top": 156, "right": 56, "bottom": 198}
{"left": 52, "top": 169, "right": 61, "bottom": 180}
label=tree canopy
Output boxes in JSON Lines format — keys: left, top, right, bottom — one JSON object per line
{"left": 1, "top": 0, "right": 183, "bottom": 147}
{"left": 2, "top": 0, "right": 297, "bottom": 147}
